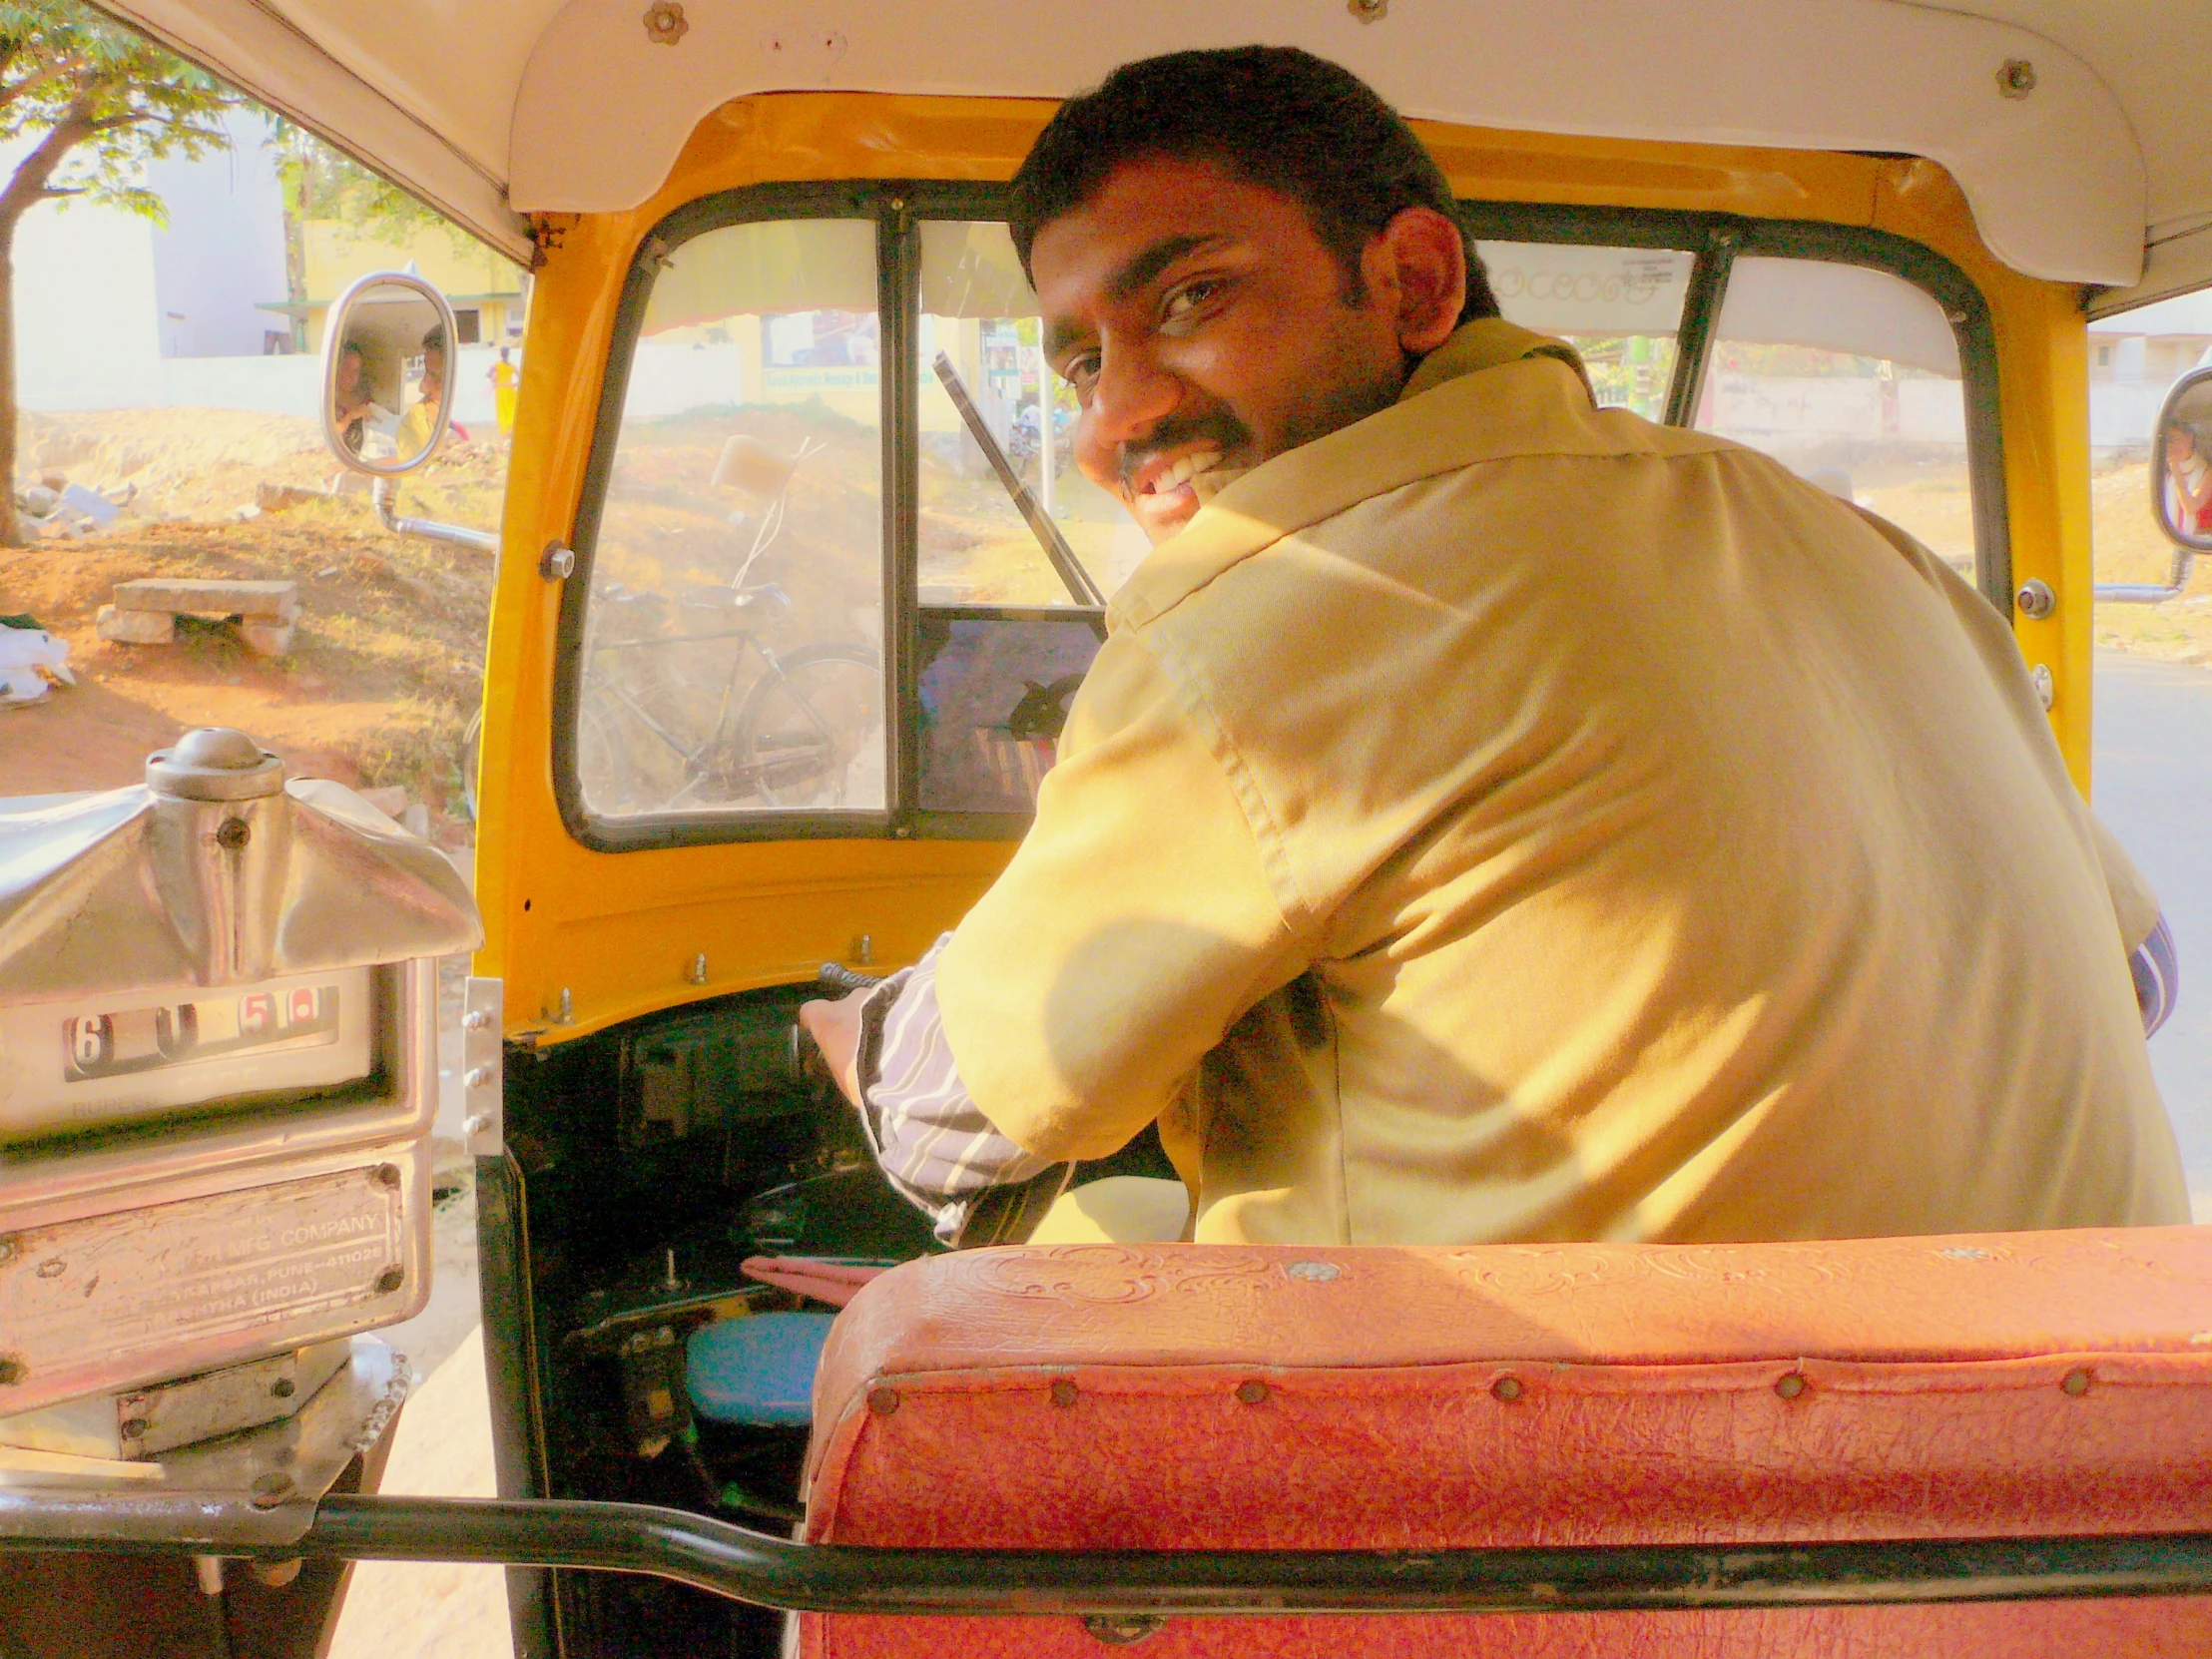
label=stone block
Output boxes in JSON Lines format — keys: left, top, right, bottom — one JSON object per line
{"left": 96, "top": 604, "right": 174, "bottom": 645}
{"left": 238, "top": 618, "right": 295, "bottom": 658}
{"left": 113, "top": 578, "right": 299, "bottom": 621}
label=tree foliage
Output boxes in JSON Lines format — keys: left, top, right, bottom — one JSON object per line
{"left": 267, "top": 120, "right": 479, "bottom": 262}
{"left": 0, "top": 0, "right": 237, "bottom": 231}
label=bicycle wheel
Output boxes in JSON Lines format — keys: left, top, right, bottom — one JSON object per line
{"left": 734, "top": 644, "right": 883, "bottom": 809}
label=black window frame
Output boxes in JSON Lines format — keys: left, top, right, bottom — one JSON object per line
{"left": 555, "top": 184, "right": 2008, "bottom": 852}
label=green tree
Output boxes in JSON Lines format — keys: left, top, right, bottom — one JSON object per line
{"left": 267, "top": 121, "right": 485, "bottom": 341}
{"left": 0, "top": 2, "right": 235, "bottom": 545}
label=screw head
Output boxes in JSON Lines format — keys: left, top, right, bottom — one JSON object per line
{"left": 250, "top": 1471, "right": 295, "bottom": 1507}
{"left": 1492, "top": 1375, "right": 1524, "bottom": 1402}
{"left": 1348, "top": 0, "right": 1387, "bottom": 19}
{"left": 1775, "top": 1373, "right": 1808, "bottom": 1399}
{"left": 642, "top": 1, "right": 689, "bottom": 46}
{"left": 373, "top": 1163, "right": 401, "bottom": 1188}
{"left": 2061, "top": 1368, "right": 2092, "bottom": 1396}
{"left": 272, "top": 1378, "right": 296, "bottom": 1399}
{"left": 0, "top": 1235, "right": 16, "bottom": 1266}
{"left": 867, "top": 1386, "right": 901, "bottom": 1416}
{"left": 0, "top": 1357, "right": 24, "bottom": 1386}
{"left": 2014, "top": 578, "right": 2056, "bottom": 620}
{"left": 1050, "top": 1379, "right": 1079, "bottom": 1408}
{"left": 374, "top": 1267, "right": 405, "bottom": 1295}
{"left": 1235, "top": 1380, "right": 1270, "bottom": 1405}
{"left": 1997, "top": 58, "right": 2037, "bottom": 99}
{"left": 216, "top": 817, "right": 252, "bottom": 851}
{"left": 119, "top": 1416, "right": 150, "bottom": 1439}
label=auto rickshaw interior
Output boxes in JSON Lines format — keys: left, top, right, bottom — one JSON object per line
{"left": 481, "top": 104, "right": 2052, "bottom": 1656}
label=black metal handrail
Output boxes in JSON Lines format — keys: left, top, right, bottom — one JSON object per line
{"left": 267, "top": 1496, "right": 2212, "bottom": 1617}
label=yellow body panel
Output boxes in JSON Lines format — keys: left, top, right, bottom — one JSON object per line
{"left": 480, "top": 94, "right": 2089, "bottom": 1042}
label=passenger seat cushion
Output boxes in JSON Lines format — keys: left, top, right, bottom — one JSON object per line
{"left": 799, "top": 1229, "right": 2212, "bottom": 1654}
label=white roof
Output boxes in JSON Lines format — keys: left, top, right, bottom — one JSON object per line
{"left": 96, "top": 0, "right": 2212, "bottom": 311}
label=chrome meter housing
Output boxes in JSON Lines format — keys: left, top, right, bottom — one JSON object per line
{"left": 0, "top": 730, "right": 481, "bottom": 1421}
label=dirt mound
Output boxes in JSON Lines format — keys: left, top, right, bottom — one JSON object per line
{"left": 21, "top": 407, "right": 344, "bottom": 524}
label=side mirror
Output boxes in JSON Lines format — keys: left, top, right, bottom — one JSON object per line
{"left": 322, "top": 272, "right": 460, "bottom": 476}
{"left": 2153, "top": 366, "right": 2212, "bottom": 554}
{"left": 2094, "top": 365, "right": 2211, "bottom": 604}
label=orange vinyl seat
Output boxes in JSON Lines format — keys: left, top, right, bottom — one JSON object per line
{"left": 799, "top": 1226, "right": 2212, "bottom": 1657}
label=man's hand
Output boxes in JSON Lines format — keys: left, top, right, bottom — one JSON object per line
{"left": 800, "top": 989, "right": 869, "bottom": 1109}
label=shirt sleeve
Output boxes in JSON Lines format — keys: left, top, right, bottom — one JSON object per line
{"left": 934, "top": 626, "right": 1311, "bottom": 1162}
{"left": 850, "top": 934, "right": 1069, "bottom": 1244}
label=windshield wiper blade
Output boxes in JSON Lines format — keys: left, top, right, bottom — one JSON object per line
{"left": 931, "top": 352, "right": 1104, "bottom": 608}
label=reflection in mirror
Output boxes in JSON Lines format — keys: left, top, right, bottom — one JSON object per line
{"left": 2154, "top": 368, "right": 2212, "bottom": 555}
{"left": 321, "top": 274, "right": 458, "bottom": 475}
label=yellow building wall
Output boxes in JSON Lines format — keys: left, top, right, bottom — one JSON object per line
{"left": 299, "top": 221, "right": 524, "bottom": 350}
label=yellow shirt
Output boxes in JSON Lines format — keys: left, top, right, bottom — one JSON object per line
{"left": 936, "top": 320, "right": 2188, "bottom": 1246}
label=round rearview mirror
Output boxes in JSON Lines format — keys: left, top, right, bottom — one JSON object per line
{"left": 321, "top": 272, "right": 460, "bottom": 476}
{"left": 2152, "top": 365, "right": 2212, "bottom": 554}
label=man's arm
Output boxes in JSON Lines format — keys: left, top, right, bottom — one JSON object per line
{"left": 932, "top": 626, "right": 1312, "bottom": 1162}
{"left": 801, "top": 937, "right": 1068, "bottom": 1244}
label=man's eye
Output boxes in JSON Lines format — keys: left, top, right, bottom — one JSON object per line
{"left": 1059, "top": 352, "right": 1100, "bottom": 389}
{"left": 1160, "top": 280, "right": 1222, "bottom": 333}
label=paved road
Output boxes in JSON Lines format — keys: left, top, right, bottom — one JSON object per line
{"left": 2093, "top": 649, "right": 2212, "bottom": 1219}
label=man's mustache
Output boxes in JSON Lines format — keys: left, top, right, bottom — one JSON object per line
{"left": 1117, "top": 407, "right": 1253, "bottom": 488}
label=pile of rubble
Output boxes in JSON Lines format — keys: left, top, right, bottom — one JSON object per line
{"left": 17, "top": 475, "right": 137, "bottom": 540}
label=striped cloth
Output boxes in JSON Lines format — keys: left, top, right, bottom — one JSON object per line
{"left": 2132, "top": 913, "right": 2179, "bottom": 1039}
{"left": 857, "top": 917, "right": 2181, "bottom": 1243}
{"left": 854, "top": 934, "right": 1064, "bottom": 1245}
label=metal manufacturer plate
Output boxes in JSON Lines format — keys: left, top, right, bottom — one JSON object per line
{"left": 0, "top": 1164, "right": 416, "bottom": 1415}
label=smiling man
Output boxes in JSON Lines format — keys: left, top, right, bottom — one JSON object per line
{"left": 804, "top": 46, "right": 2186, "bottom": 1249}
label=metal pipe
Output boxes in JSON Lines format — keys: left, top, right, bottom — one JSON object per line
{"left": 261, "top": 1497, "right": 2212, "bottom": 1618}
{"left": 371, "top": 477, "right": 498, "bottom": 555}
{"left": 2094, "top": 547, "right": 2196, "bottom": 605}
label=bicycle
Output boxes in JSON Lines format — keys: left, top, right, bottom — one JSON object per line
{"left": 578, "top": 580, "right": 882, "bottom": 814}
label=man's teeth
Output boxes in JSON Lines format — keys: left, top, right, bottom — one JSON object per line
{"left": 1149, "top": 451, "right": 1222, "bottom": 493}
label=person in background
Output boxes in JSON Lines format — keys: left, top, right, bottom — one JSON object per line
{"left": 396, "top": 327, "right": 469, "bottom": 454}
{"left": 331, "top": 340, "right": 378, "bottom": 454}
{"left": 490, "top": 344, "right": 519, "bottom": 437}
{"left": 2166, "top": 421, "right": 2212, "bottom": 539}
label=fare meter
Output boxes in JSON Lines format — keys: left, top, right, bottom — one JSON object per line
{"left": 0, "top": 729, "right": 479, "bottom": 1492}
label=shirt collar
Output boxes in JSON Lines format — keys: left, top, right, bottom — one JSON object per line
{"left": 1110, "top": 320, "right": 1599, "bottom": 631}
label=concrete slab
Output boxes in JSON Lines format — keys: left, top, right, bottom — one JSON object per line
{"left": 112, "top": 577, "right": 299, "bottom": 621}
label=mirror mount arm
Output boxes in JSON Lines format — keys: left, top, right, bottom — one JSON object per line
{"left": 371, "top": 477, "right": 498, "bottom": 556}
{"left": 2094, "top": 547, "right": 2196, "bottom": 605}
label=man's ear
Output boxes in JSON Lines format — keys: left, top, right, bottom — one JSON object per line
{"left": 1373, "top": 206, "right": 1467, "bottom": 355}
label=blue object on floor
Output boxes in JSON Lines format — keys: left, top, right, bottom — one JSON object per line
{"left": 687, "top": 1312, "right": 836, "bottom": 1426}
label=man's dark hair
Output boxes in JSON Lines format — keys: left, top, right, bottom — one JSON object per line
{"left": 1010, "top": 46, "right": 1499, "bottom": 325}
